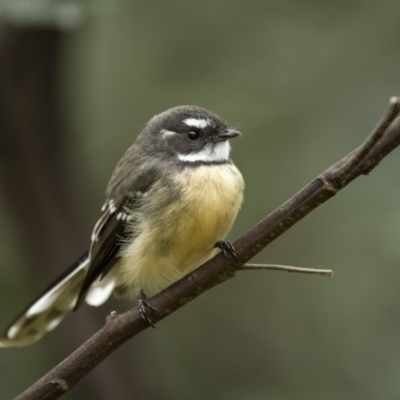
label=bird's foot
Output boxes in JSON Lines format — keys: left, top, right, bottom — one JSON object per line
{"left": 215, "top": 240, "right": 238, "bottom": 260}
{"left": 137, "top": 290, "right": 157, "bottom": 328}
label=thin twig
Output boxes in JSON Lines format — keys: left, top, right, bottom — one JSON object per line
{"left": 15, "top": 99, "right": 400, "bottom": 400}
{"left": 240, "top": 264, "right": 333, "bottom": 276}
{"left": 325, "top": 96, "right": 400, "bottom": 187}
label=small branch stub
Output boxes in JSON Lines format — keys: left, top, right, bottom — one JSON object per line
{"left": 106, "top": 310, "right": 118, "bottom": 324}
{"left": 50, "top": 380, "right": 69, "bottom": 392}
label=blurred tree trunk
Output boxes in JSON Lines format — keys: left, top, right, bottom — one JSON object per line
{"left": 0, "top": 25, "right": 84, "bottom": 273}
{"left": 0, "top": 23, "right": 151, "bottom": 400}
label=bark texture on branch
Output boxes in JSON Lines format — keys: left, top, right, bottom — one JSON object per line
{"left": 15, "top": 100, "right": 400, "bottom": 400}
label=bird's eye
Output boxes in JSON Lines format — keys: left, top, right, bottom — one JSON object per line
{"left": 187, "top": 130, "right": 200, "bottom": 140}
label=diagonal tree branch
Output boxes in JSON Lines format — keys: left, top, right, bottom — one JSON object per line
{"left": 15, "top": 98, "right": 400, "bottom": 400}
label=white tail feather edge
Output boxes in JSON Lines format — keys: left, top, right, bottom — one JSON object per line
{"left": 0, "top": 258, "right": 116, "bottom": 348}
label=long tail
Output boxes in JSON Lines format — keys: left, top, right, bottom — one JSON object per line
{"left": 0, "top": 251, "right": 116, "bottom": 348}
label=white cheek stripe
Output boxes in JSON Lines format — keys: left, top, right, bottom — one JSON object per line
{"left": 183, "top": 118, "right": 211, "bottom": 129}
{"left": 161, "top": 129, "right": 177, "bottom": 139}
{"left": 178, "top": 141, "right": 231, "bottom": 163}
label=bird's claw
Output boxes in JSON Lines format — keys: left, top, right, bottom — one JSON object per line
{"left": 216, "top": 240, "right": 238, "bottom": 260}
{"left": 137, "top": 290, "right": 157, "bottom": 328}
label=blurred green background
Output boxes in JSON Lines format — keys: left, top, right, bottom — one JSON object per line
{"left": 1, "top": 1, "right": 400, "bottom": 399}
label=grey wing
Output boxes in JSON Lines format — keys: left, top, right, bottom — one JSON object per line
{"left": 76, "top": 161, "right": 162, "bottom": 307}
{"left": 74, "top": 197, "right": 137, "bottom": 309}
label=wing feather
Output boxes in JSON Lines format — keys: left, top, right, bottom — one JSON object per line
{"left": 74, "top": 197, "right": 137, "bottom": 308}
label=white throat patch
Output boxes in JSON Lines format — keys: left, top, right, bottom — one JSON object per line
{"left": 178, "top": 141, "right": 231, "bottom": 163}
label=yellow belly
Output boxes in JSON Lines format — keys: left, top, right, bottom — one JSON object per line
{"left": 116, "top": 163, "right": 244, "bottom": 297}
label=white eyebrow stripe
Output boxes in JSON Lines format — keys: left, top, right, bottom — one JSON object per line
{"left": 183, "top": 118, "right": 211, "bottom": 129}
{"left": 161, "top": 129, "right": 177, "bottom": 139}
{"left": 178, "top": 141, "right": 231, "bottom": 163}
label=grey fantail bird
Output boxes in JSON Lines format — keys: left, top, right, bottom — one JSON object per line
{"left": 0, "top": 105, "right": 244, "bottom": 347}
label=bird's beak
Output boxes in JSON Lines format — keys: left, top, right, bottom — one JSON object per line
{"left": 215, "top": 129, "right": 242, "bottom": 142}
